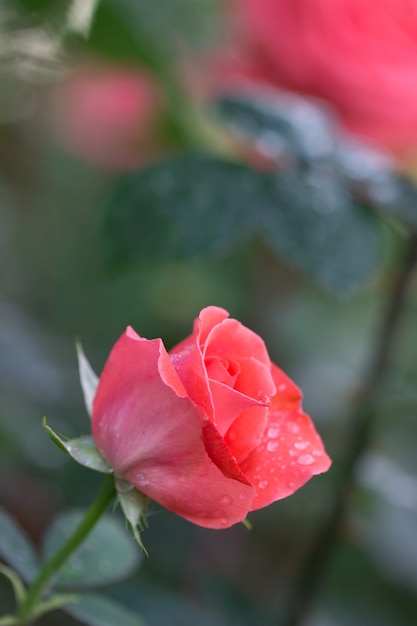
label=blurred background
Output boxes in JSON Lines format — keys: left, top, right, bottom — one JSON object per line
{"left": 2, "top": 1, "right": 417, "bottom": 624}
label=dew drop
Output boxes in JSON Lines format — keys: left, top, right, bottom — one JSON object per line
{"left": 289, "top": 449, "right": 297, "bottom": 457}
{"left": 287, "top": 423, "right": 299, "bottom": 434}
{"left": 278, "top": 384, "right": 287, "bottom": 391}
{"left": 220, "top": 517, "right": 229, "bottom": 526}
{"left": 297, "top": 454, "right": 315, "bottom": 466}
{"left": 136, "top": 472, "right": 147, "bottom": 485}
{"left": 221, "top": 494, "right": 233, "bottom": 505}
{"left": 267, "top": 440, "right": 279, "bottom": 452}
{"left": 294, "top": 441, "right": 309, "bottom": 451}
{"left": 267, "top": 426, "right": 280, "bottom": 439}
{"left": 313, "top": 449, "right": 323, "bottom": 457}
{"left": 258, "top": 480, "right": 268, "bottom": 489}
{"left": 269, "top": 467, "right": 276, "bottom": 474}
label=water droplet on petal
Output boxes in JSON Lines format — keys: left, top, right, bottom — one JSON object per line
{"left": 267, "top": 440, "right": 279, "bottom": 452}
{"left": 258, "top": 480, "right": 268, "bottom": 489}
{"left": 278, "top": 384, "right": 287, "bottom": 391}
{"left": 297, "top": 454, "right": 315, "bottom": 466}
{"left": 287, "top": 423, "right": 299, "bottom": 434}
{"left": 136, "top": 472, "right": 147, "bottom": 485}
{"left": 220, "top": 517, "right": 229, "bottom": 526}
{"left": 267, "top": 426, "right": 280, "bottom": 439}
{"left": 294, "top": 441, "right": 309, "bottom": 451}
{"left": 269, "top": 467, "right": 276, "bottom": 474}
{"left": 313, "top": 449, "right": 323, "bottom": 457}
{"left": 221, "top": 494, "right": 233, "bottom": 505}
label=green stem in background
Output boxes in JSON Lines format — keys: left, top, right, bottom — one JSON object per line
{"left": 18, "top": 475, "right": 116, "bottom": 624}
{"left": 282, "top": 232, "right": 417, "bottom": 626}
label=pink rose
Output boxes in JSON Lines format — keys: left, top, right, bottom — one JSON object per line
{"left": 92, "top": 306, "right": 330, "bottom": 529}
{"left": 225, "top": 0, "right": 417, "bottom": 159}
{"left": 49, "top": 64, "right": 162, "bottom": 170}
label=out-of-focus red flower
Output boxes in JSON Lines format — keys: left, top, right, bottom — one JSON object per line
{"left": 92, "top": 306, "right": 330, "bottom": 529}
{"left": 49, "top": 65, "right": 163, "bottom": 170}
{"left": 220, "top": 0, "right": 417, "bottom": 160}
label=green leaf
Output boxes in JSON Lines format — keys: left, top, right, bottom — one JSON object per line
{"left": 42, "top": 510, "right": 142, "bottom": 589}
{"left": 104, "top": 153, "right": 260, "bottom": 269}
{"left": 260, "top": 170, "right": 382, "bottom": 295}
{"left": 32, "top": 593, "right": 78, "bottom": 619}
{"left": 76, "top": 342, "right": 99, "bottom": 418}
{"left": 375, "top": 176, "right": 417, "bottom": 232}
{"left": 0, "top": 563, "right": 25, "bottom": 604}
{"left": 64, "top": 592, "right": 145, "bottom": 626}
{"left": 0, "top": 509, "right": 40, "bottom": 583}
{"left": 214, "top": 93, "right": 336, "bottom": 164}
{"left": 43, "top": 418, "right": 112, "bottom": 473}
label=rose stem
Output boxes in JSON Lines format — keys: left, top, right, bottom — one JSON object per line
{"left": 282, "top": 232, "right": 417, "bottom": 626}
{"left": 18, "top": 474, "right": 116, "bottom": 623}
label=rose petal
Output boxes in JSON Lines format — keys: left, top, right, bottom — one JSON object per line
{"left": 241, "top": 408, "right": 331, "bottom": 511}
{"left": 209, "top": 377, "right": 265, "bottom": 433}
{"left": 196, "top": 305, "right": 230, "bottom": 346}
{"left": 225, "top": 406, "right": 269, "bottom": 464}
{"left": 202, "top": 419, "right": 252, "bottom": 484}
{"left": 204, "top": 318, "right": 273, "bottom": 371}
{"left": 92, "top": 329, "right": 255, "bottom": 528}
{"left": 269, "top": 363, "right": 303, "bottom": 411}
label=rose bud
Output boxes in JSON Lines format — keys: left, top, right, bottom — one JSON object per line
{"left": 49, "top": 64, "right": 163, "bottom": 171}
{"left": 92, "top": 306, "right": 330, "bottom": 529}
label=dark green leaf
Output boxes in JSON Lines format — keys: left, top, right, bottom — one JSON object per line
{"left": 104, "top": 153, "right": 260, "bottom": 269}
{"left": 0, "top": 508, "right": 40, "bottom": 583}
{"left": 376, "top": 176, "right": 417, "bottom": 232}
{"left": 42, "top": 510, "right": 142, "bottom": 589}
{"left": 64, "top": 592, "right": 145, "bottom": 626}
{"left": 260, "top": 170, "right": 382, "bottom": 295}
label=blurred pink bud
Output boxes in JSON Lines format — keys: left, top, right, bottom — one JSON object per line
{"left": 49, "top": 65, "right": 163, "bottom": 170}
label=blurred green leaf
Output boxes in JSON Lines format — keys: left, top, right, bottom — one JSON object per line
{"left": 17, "top": 0, "right": 70, "bottom": 17}
{"left": 260, "top": 170, "right": 382, "bottom": 295}
{"left": 376, "top": 176, "right": 417, "bottom": 232}
{"left": 0, "top": 508, "right": 40, "bottom": 583}
{"left": 64, "top": 592, "right": 145, "bottom": 626}
{"left": 104, "top": 152, "right": 382, "bottom": 295}
{"left": 215, "top": 93, "right": 336, "bottom": 164}
{"left": 104, "top": 153, "right": 260, "bottom": 268}
{"left": 42, "top": 510, "right": 141, "bottom": 589}
{"left": 86, "top": 0, "right": 155, "bottom": 66}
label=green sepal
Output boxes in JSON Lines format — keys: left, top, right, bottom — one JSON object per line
{"left": 116, "top": 478, "right": 149, "bottom": 556}
{"left": 76, "top": 341, "right": 99, "bottom": 418}
{"left": 42, "top": 418, "right": 112, "bottom": 473}
{"left": 241, "top": 518, "right": 252, "bottom": 531}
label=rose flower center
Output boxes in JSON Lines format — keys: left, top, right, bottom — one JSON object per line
{"left": 205, "top": 356, "right": 240, "bottom": 388}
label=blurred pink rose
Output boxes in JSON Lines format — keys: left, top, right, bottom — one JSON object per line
{"left": 92, "top": 306, "right": 330, "bottom": 529}
{"left": 50, "top": 65, "right": 163, "bottom": 170}
{"left": 223, "top": 0, "right": 417, "bottom": 159}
